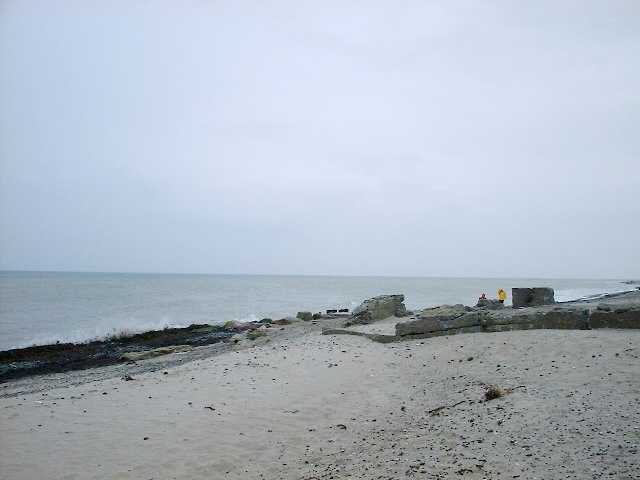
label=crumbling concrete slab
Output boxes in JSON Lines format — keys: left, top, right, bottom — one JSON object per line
{"left": 350, "top": 295, "right": 407, "bottom": 324}
{"left": 322, "top": 290, "right": 640, "bottom": 344}
{"left": 512, "top": 287, "right": 555, "bottom": 308}
{"left": 590, "top": 308, "right": 640, "bottom": 329}
{"left": 321, "top": 328, "right": 397, "bottom": 343}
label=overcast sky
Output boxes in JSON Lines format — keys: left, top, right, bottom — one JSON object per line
{"left": 0, "top": 1, "right": 638, "bottom": 278}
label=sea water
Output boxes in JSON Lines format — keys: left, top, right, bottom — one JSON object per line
{"left": 0, "top": 271, "right": 633, "bottom": 351}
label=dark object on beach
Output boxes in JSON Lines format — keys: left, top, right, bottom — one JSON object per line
{"left": 258, "top": 318, "right": 272, "bottom": 324}
{"left": 338, "top": 308, "right": 349, "bottom": 313}
{"left": 428, "top": 400, "right": 466, "bottom": 416}
{"left": 476, "top": 298, "right": 504, "bottom": 310}
{"left": 512, "top": 288, "right": 555, "bottom": 308}
{"left": 246, "top": 329, "right": 267, "bottom": 340}
{"left": 312, "top": 313, "right": 322, "bottom": 320}
{"left": 272, "top": 318, "right": 292, "bottom": 325}
{"left": 335, "top": 424, "right": 347, "bottom": 430}
{"left": 484, "top": 385, "right": 505, "bottom": 401}
{"left": 122, "top": 374, "right": 135, "bottom": 381}
{"left": 223, "top": 320, "right": 255, "bottom": 332}
{"left": 483, "top": 384, "right": 525, "bottom": 401}
{"left": 326, "top": 309, "right": 338, "bottom": 314}
{"left": 0, "top": 323, "right": 231, "bottom": 382}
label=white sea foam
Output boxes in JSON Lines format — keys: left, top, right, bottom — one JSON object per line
{"left": 554, "top": 286, "right": 634, "bottom": 303}
{"left": 15, "top": 318, "right": 189, "bottom": 350}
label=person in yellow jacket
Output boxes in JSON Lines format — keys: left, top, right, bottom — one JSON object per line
{"left": 498, "top": 288, "right": 507, "bottom": 304}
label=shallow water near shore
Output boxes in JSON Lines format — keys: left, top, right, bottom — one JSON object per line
{"left": 0, "top": 271, "right": 632, "bottom": 351}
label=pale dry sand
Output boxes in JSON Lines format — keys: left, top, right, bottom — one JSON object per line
{"left": 1, "top": 327, "right": 639, "bottom": 479}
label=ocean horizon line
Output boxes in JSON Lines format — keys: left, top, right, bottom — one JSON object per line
{"left": 0, "top": 269, "right": 631, "bottom": 282}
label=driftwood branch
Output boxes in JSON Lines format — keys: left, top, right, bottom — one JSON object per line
{"left": 428, "top": 400, "right": 466, "bottom": 415}
{"left": 428, "top": 385, "right": 526, "bottom": 415}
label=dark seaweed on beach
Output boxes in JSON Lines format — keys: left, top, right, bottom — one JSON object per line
{"left": 0, "top": 324, "right": 231, "bottom": 382}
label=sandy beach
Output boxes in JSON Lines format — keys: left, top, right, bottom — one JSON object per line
{"left": 3, "top": 2, "right": 639, "bottom": 478}
{"left": 1, "top": 320, "right": 639, "bottom": 479}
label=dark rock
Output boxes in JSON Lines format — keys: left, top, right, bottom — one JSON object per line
{"left": 476, "top": 298, "right": 504, "bottom": 309}
{"left": 121, "top": 345, "right": 193, "bottom": 361}
{"left": 246, "top": 329, "right": 267, "bottom": 340}
{"left": 230, "top": 334, "right": 244, "bottom": 343}
{"left": 223, "top": 321, "right": 255, "bottom": 332}
{"left": 312, "top": 313, "right": 322, "bottom": 320}
{"left": 296, "top": 311, "right": 313, "bottom": 321}
{"left": 512, "top": 288, "right": 555, "bottom": 308}
{"left": 272, "top": 318, "right": 292, "bottom": 325}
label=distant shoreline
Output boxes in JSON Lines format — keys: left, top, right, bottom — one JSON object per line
{"left": 1, "top": 269, "right": 636, "bottom": 281}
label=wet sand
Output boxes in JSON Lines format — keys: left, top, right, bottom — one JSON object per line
{"left": 1, "top": 326, "right": 639, "bottom": 479}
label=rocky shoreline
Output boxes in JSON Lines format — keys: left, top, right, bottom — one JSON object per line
{"left": 3, "top": 287, "right": 639, "bottom": 384}
{"left": 0, "top": 312, "right": 348, "bottom": 383}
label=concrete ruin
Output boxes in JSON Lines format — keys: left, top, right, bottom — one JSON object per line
{"left": 324, "top": 290, "right": 640, "bottom": 343}
{"left": 512, "top": 287, "right": 555, "bottom": 308}
{"left": 350, "top": 294, "right": 407, "bottom": 324}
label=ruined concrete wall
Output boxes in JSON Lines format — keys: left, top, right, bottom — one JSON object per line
{"left": 590, "top": 308, "right": 640, "bottom": 329}
{"left": 512, "top": 288, "right": 555, "bottom": 308}
{"left": 325, "top": 292, "right": 640, "bottom": 343}
{"left": 396, "top": 308, "right": 589, "bottom": 337}
{"left": 395, "top": 311, "right": 487, "bottom": 336}
{"left": 351, "top": 295, "right": 407, "bottom": 324}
